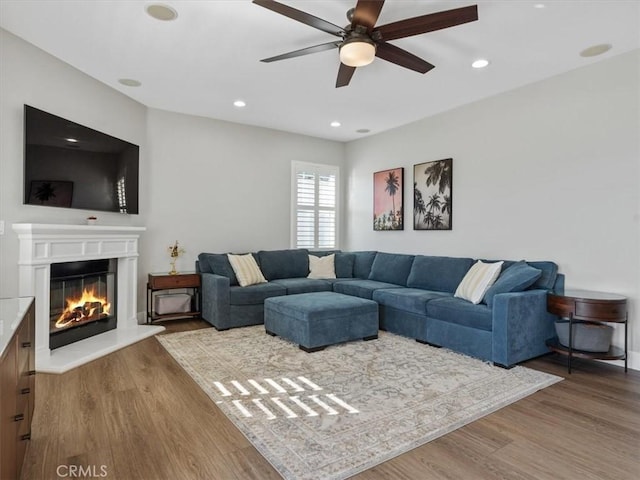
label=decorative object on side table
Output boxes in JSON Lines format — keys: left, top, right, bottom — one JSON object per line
{"left": 546, "top": 289, "right": 627, "bottom": 373}
{"left": 167, "top": 240, "right": 185, "bottom": 275}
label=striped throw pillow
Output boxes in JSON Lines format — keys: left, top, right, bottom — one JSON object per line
{"left": 454, "top": 260, "right": 504, "bottom": 304}
{"left": 227, "top": 253, "right": 267, "bottom": 287}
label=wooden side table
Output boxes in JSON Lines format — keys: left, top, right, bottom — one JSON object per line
{"left": 547, "top": 289, "right": 627, "bottom": 373}
{"left": 147, "top": 272, "right": 201, "bottom": 323}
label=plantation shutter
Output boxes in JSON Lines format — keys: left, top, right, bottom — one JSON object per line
{"left": 292, "top": 162, "right": 339, "bottom": 249}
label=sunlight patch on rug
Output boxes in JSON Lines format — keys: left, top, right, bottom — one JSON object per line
{"left": 157, "top": 326, "right": 562, "bottom": 480}
{"left": 212, "top": 376, "right": 359, "bottom": 419}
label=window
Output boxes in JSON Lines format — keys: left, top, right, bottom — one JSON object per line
{"left": 291, "top": 162, "right": 339, "bottom": 249}
{"left": 116, "top": 176, "right": 128, "bottom": 213}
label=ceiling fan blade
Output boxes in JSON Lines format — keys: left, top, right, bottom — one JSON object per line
{"left": 336, "top": 63, "right": 357, "bottom": 88}
{"left": 253, "top": 0, "right": 344, "bottom": 37}
{"left": 261, "top": 41, "right": 340, "bottom": 63}
{"left": 374, "top": 4, "right": 478, "bottom": 42}
{"left": 351, "top": 0, "right": 385, "bottom": 31}
{"left": 375, "top": 42, "right": 435, "bottom": 74}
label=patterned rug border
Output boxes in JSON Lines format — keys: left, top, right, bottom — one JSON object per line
{"left": 157, "top": 327, "right": 563, "bottom": 480}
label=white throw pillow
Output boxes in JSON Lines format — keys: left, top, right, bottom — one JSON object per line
{"left": 454, "top": 260, "right": 504, "bottom": 304}
{"left": 308, "top": 254, "right": 336, "bottom": 279}
{"left": 227, "top": 253, "right": 267, "bottom": 287}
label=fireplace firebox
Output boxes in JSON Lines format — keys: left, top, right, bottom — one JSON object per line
{"left": 49, "top": 259, "right": 117, "bottom": 349}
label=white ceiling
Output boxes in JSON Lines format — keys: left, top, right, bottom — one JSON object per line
{"left": 1, "top": 0, "right": 639, "bottom": 142}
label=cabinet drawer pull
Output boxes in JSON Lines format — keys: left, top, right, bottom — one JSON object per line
{"left": 28, "top": 370, "right": 36, "bottom": 376}
{"left": 21, "top": 387, "right": 31, "bottom": 394}
{"left": 20, "top": 433, "right": 31, "bottom": 441}
{"left": 22, "top": 341, "right": 32, "bottom": 348}
{"left": 14, "top": 413, "right": 25, "bottom": 422}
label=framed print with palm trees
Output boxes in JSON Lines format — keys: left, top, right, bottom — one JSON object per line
{"left": 373, "top": 167, "right": 403, "bottom": 231}
{"left": 413, "top": 159, "right": 452, "bottom": 230}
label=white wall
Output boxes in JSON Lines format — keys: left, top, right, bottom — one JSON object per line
{"left": 0, "top": 29, "right": 345, "bottom": 313}
{"left": 141, "top": 108, "right": 345, "bottom": 283}
{"left": 0, "top": 29, "right": 147, "bottom": 297}
{"left": 345, "top": 50, "right": 640, "bottom": 369}
{"left": 3, "top": 26, "right": 638, "bottom": 369}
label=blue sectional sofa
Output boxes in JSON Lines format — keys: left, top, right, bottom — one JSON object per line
{"left": 196, "top": 249, "right": 563, "bottom": 368}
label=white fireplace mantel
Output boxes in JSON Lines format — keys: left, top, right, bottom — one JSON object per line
{"left": 13, "top": 223, "right": 164, "bottom": 373}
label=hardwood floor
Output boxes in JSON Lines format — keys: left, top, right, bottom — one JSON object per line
{"left": 21, "top": 320, "right": 640, "bottom": 480}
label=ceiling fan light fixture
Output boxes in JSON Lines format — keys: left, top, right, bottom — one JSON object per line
{"left": 339, "top": 37, "right": 376, "bottom": 68}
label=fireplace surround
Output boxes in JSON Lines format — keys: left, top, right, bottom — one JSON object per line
{"left": 13, "top": 223, "right": 164, "bottom": 373}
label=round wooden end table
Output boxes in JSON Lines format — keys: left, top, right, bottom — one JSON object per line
{"left": 547, "top": 289, "right": 627, "bottom": 373}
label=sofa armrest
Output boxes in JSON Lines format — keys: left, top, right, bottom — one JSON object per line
{"left": 492, "top": 289, "right": 556, "bottom": 367}
{"left": 201, "top": 273, "right": 231, "bottom": 329}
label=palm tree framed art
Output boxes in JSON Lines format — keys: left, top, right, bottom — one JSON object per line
{"left": 373, "top": 167, "right": 403, "bottom": 231}
{"left": 414, "top": 159, "right": 452, "bottom": 230}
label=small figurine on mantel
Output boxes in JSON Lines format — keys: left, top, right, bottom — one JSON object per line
{"left": 167, "top": 240, "right": 185, "bottom": 275}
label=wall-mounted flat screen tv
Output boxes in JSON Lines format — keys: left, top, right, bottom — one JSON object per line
{"left": 23, "top": 105, "right": 139, "bottom": 214}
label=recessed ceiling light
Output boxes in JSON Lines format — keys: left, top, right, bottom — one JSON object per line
{"left": 356, "top": 129, "right": 370, "bottom": 134}
{"left": 65, "top": 138, "right": 78, "bottom": 143}
{"left": 118, "top": 78, "right": 141, "bottom": 87}
{"left": 471, "top": 59, "right": 490, "bottom": 69}
{"left": 233, "top": 100, "right": 246, "bottom": 108}
{"left": 580, "top": 44, "right": 612, "bottom": 58}
{"left": 330, "top": 121, "right": 341, "bottom": 128}
{"left": 533, "top": 3, "right": 546, "bottom": 8}
{"left": 146, "top": 4, "right": 178, "bottom": 21}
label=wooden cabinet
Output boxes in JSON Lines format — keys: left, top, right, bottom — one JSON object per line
{"left": 146, "top": 273, "right": 201, "bottom": 323}
{"left": 1, "top": 297, "right": 35, "bottom": 480}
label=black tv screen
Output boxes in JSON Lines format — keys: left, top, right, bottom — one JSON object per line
{"left": 23, "top": 105, "right": 139, "bottom": 214}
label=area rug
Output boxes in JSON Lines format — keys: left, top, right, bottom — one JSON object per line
{"left": 157, "top": 326, "right": 562, "bottom": 480}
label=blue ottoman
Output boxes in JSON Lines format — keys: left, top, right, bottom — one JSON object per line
{"left": 264, "top": 291, "right": 379, "bottom": 352}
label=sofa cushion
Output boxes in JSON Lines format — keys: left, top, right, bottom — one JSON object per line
{"left": 198, "top": 253, "right": 239, "bottom": 286}
{"left": 426, "top": 297, "right": 493, "bottom": 331}
{"left": 308, "top": 254, "right": 336, "bottom": 279}
{"left": 372, "top": 288, "right": 450, "bottom": 316}
{"left": 368, "top": 252, "right": 415, "bottom": 286}
{"left": 270, "top": 278, "right": 332, "bottom": 295}
{"left": 481, "top": 259, "right": 558, "bottom": 291}
{"left": 335, "top": 253, "right": 355, "bottom": 278}
{"left": 258, "top": 249, "right": 309, "bottom": 280}
{"left": 454, "top": 260, "right": 503, "bottom": 304}
{"left": 229, "top": 283, "right": 286, "bottom": 306}
{"left": 406, "top": 255, "right": 475, "bottom": 293}
{"left": 483, "top": 261, "right": 542, "bottom": 307}
{"left": 309, "top": 251, "right": 354, "bottom": 278}
{"left": 527, "top": 261, "right": 558, "bottom": 290}
{"left": 333, "top": 279, "right": 402, "bottom": 300}
{"left": 197, "top": 253, "right": 214, "bottom": 274}
{"left": 228, "top": 253, "right": 267, "bottom": 287}
{"left": 352, "top": 251, "right": 377, "bottom": 279}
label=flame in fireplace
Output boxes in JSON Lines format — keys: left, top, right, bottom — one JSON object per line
{"left": 55, "top": 288, "right": 111, "bottom": 328}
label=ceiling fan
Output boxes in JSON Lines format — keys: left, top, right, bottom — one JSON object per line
{"left": 253, "top": 0, "right": 478, "bottom": 88}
